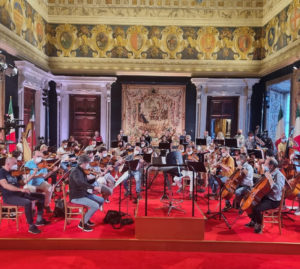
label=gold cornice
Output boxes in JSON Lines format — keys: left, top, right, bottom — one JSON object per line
{"left": 48, "top": 57, "right": 262, "bottom": 77}
{"left": 0, "top": 24, "right": 49, "bottom": 71}
{"left": 262, "top": 0, "right": 292, "bottom": 26}
{"left": 26, "top": 0, "right": 48, "bottom": 21}
{"left": 260, "top": 38, "right": 300, "bottom": 76}
{"left": 47, "top": 14, "right": 263, "bottom": 27}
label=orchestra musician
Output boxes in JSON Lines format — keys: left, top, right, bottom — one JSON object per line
{"left": 57, "top": 140, "right": 74, "bottom": 171}
{"left": 173, "top": 145, "right": 199, "bottom": 199}
{"left": 140, "top": 135, "right": 149, "bottom": 148}
{"left": 118, "top": 146, "right": 144, "bottom": 201}
{"left": 25, "top": 150, "right": 59, "bottom": 213}
{"left": 261, "top": 130, "right": 274, "bottom": 150}
{"left": 0, "top": 157, "right": 50, "bottom": 234}
{"left": 143, "top": 130, "right": 152, "bottom": 144}
{"left": 179, "top": 130, "right": 187, "bottom": 141}
{"left": 245, "top": 158, "right": 285, "bottom": 234}
{"left": 208, "top": 147, "right": 235, "bottom": 199}
{"left": 69, "top": 154, "right": 103, "bottom": 232}
{"left": 245, "top": 131, "right": 256, "bottom": 150}
{"left": 203, "top": 130, "right": 212, "bottom": 145}
{"left": 85, "top": 139, "right": 97, "bottom": 152}
{"left": 92, "top": 130, "right": 103, "bottom": 143}
{"left": 223, "top": 153, "right": 254, "bottom": 211}
{"left": 235, "top": 129, "right": 245, "bottom": 148}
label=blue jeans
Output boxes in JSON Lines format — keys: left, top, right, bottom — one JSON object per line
{"left": 235, "top": 185, "right": 251, "bottom": 205}
{"left": 71, "top": 194, "right": 104, "bottom": 224}
{"left": 121, "top": 170, "right": 141, "bottom": 194}
{"left": 209, "top": 175, "right": 228, "bottom": 194}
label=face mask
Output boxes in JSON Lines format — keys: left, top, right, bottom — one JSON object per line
{"left": 35, "top": 157, "right": 42, "bottom": 164}
{"left": 236, "top": 161, "right": 241, "bottom": 166}
{"left": 197, "top": 146, "right": 201, "bottom": 151}
{"left": 17, "top": 156, "right": 22, "bottom": 161}
{"left": 134, "top": 150, "right": 140, "bottom": 155}
{"left": 148, "top": 149, "right": 153, "bottom": 154}
{"left": 63, "top": 145, "right": 67, "bottom": 149}
{"left": 180, "top": 149, "right": 184, "bottom": 153}
{"left": 263, "top": 165, "right": 269, "bottom": 172}
{"left": 92, "top": 143, "right": 96, "bottom": 147}
{"left": 10, "top": 164, "right": 18, "bottom": 171}
{"left": 102, "top": 153, "right": 108, "bottom": 158}
{"left": 222, "top": 153, "right": 227, "bottom": 158}
{"left": 187, "top": 151, "right": 193, "bottom": 155}
{"left": 141, "top": 143, "right": 145, "bottom": 147}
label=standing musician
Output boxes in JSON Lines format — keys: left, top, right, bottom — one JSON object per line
{"left": 208, "top": 147, "right": 235, "bottom": 198}
{"left": 118, "top": 146, "right": 144, "bottom": 201}
{"left": 0, "top": 157, "right": 50, "bottom": 234}
{"left": 173, "top": 145, "right": 199, "bottom": 199}
{"left": 203, "top": 130, "right": 212, "bottom": 145}
{"left": 69, "top": 154, "right": 103, "bottom": 232}
{"left": 245, "top": 158, "right": 285, "bottom": 234}
{"left": 223, "top": 153, "right": 254, "bottom": 211}
{"left": 25, "top": 150, "right": 58, "bottom": 213}
{"left": 143, "top": 130, "right": 152, "bottom": 144}
{"left": 235, "top": 129, "right": 245, "bottom": 148}
{"left": 140, "top": 135, "right": 149, "bottom": 148}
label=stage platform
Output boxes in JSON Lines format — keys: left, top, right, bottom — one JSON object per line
{"left": 0, "top": 175, "right": 299, "bottom": 254}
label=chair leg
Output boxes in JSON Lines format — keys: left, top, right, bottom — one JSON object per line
{"left": 16, "top": 208, "right": 19, "bottom": 232}
{"left": 278, "top": 215, "right": 282, "bottom": 235}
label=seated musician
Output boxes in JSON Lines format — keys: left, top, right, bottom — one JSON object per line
{"left": 92, "top": 130, "right": 103, "bottom": 143}
{"left": 235, "top": 129, "right": 245, "bottom": 148}
{"left": 216, "top": 131, "right": 225, "bottom": 140}
{"left": 25, "top": 150, "right": 58, "bottom": 213}
{"left": 261, "top": 130, "right": 274, "bottom": 150}
{"left": 245, "top": 132, "right": 256, "bottom": 150}
{"left": 173, "top": 145, "right": 199, "bottom": 199}
{"left": 94, "top": 148, "right": 116, "bottom": 203}
{"left": 140, "top": 135, "right": 149, "bottom": 148}
{"left": 69, "top": 154, "right": 103, "bottom": 232}
{"left": 40, "top": 144, "right": 49, "bottom": 156}
{"left": 0, "top": 157, "right": 50, "bottom": 234}
{"left": 57, "top": 140, "right": 74, "bottom": 171}
{"left": 203, "top": 130, "right": 212, "bottom": 145}
{"left": 118, "top": 146, "right": 144, "bottom": 201}
{"left": 246, "top": 158, "right": 285, "bottom": 234}
{"left": 223, "top": 153, "right": 254, "bottom": 211}
{"left": 85, "top": 139, "right": 97, "bottom": 152}
{"left": 208, "top": 147, "right": 235, "bottom": 198}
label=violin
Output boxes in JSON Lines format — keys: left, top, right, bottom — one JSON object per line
{"left": 83, "top": 169, "right": 99, "bottom": 177}
{"left": 11, "top": 167, "right": 30, "bottom": 177}
{"left": 38, "top": 159, "right": 60, "bottom": 170}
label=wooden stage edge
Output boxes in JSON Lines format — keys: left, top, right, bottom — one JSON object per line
{"left": 0, "top": 238, "right": 299, "bottom": 255}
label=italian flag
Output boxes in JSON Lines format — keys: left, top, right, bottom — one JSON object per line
{"left": 293, "top": 105, "right": 300, "bottom": 152}
{"left": 5, "top": 96, "right": 16, "bottom": 152}
{"left": 27, "top": 104, "right": 36, "bottom": 151}
{"left": 275, "top": 107, "right": 285, "bottom": 149}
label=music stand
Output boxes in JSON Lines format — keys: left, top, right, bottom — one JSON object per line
{"left": 208, "top": 176, "right": 231, "bottom": 229}
{"left": 214, "top": 139, "right": 225, "bottom": 146}
{"left": 111, "top": 141, "right": 118, "bottom": 148}
{"left": 196, "top": 138, "right": 207, "bottom": 146}
{"left": 225, "top": 139, "right": 238, "bottom": 148}
{"left": 96, "top": 141, "right": 103, "bottom": 147}
{"left": 248, "top": 149, "right": 264, "bottom": 159}
{"left": 186, "top": 161, "right": 207, "bottom": 213}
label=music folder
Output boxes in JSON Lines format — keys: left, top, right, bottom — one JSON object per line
{"left": 248, "top": 149, "right": 264, "bottom": 159}
{"left": 186, "top": 161, "right": 207, "bottom": 173}
{"left": 196, "top": 138, "right": 207, "bottom": 146}
{"left": 111, "top": 141, "right": 118, "bottom": 148}
{"left": 225, "top": 139, "right": 238, "bottom": 148}
{"left": 214, "top": 139, "right": 225, "bottom": 146}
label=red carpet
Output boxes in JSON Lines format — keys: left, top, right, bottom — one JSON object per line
{"left": 0, "top": 250, "right": 299, "bottom": 269}
{"left": 0, "top": 173, "right": 299, "bottom": 243}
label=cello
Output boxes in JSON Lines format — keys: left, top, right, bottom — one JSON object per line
{"left": 240, "top": 173, "right": 274, "bottom": 214}
{"left": 285, "top": 174, "right": 300, "bottom": 199}
{"left": 221, "top": 169, "right": 245, "bottom": 200}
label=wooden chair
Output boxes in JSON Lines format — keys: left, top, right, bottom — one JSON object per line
{"left": 62, "top": 183, "right": 86, "bottom": 231}
{"left": 0, "top": 195, "right": 23, "bottom": 231}
{"left": 262, "top": 188, "right": 285, "bottom": 235}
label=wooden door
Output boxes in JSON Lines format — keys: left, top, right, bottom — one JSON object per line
{"left": 24, "top": 87, "right": 35, "bottom": 126}
{"left": 69, "top": 95, "right": 100, "bottom": 146}
{"left": 206, "top": 96, "right": 238, "bottom": 138}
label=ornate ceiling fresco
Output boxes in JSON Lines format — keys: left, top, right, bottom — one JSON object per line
{"left": 0, "top": 0, "right": 299, "bottom": 77}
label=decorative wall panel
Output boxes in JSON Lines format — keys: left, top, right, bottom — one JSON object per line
{"left": 122, "top": 84, "right": 185, "bottom": 142}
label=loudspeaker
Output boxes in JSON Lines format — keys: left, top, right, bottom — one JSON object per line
{"left": 48, "top": 80, "right": 57, "bottom": 147}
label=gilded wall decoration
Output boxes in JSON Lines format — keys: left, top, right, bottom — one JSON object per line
{"left": 0, "top": 0, "right": 299, "bottom": 73}
{"left": 0, "top": 0, "right": 47, "bottom": 53}
{"left": 122, "top": 84, "right": 185, "bottom": 143}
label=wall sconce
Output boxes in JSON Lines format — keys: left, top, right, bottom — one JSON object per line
{"left": 0, "top": 52, "right": 18, "bottom": 77}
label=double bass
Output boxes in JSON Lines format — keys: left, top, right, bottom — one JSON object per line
{"left": 240, "top": 173, "right": 274, "bottom": 214}
{"left": 285, "top": 174, "right": 300, "bottom": 199}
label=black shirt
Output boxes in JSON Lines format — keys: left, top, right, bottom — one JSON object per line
{"left": 0, "top": 168, "right": 20, "bottom": 199}
{"left": 69, "top": 166, "right": 94, "bottom": 200}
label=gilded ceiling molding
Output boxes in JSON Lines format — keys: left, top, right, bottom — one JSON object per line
{"left": 47, "top": 56, "right": 262, "bottom": 77}
{"left": 26, "top": 0, "right": 48, "bottom": 20}
{"left": 262, "top": 0, "right": 293, "bottom": 26}
{"left": 0, "top": 24, "right": 49, "bottom": 71}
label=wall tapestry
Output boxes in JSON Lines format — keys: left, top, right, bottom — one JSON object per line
{"left": 122, "top": 84, "right": 185, "bottom": 143}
